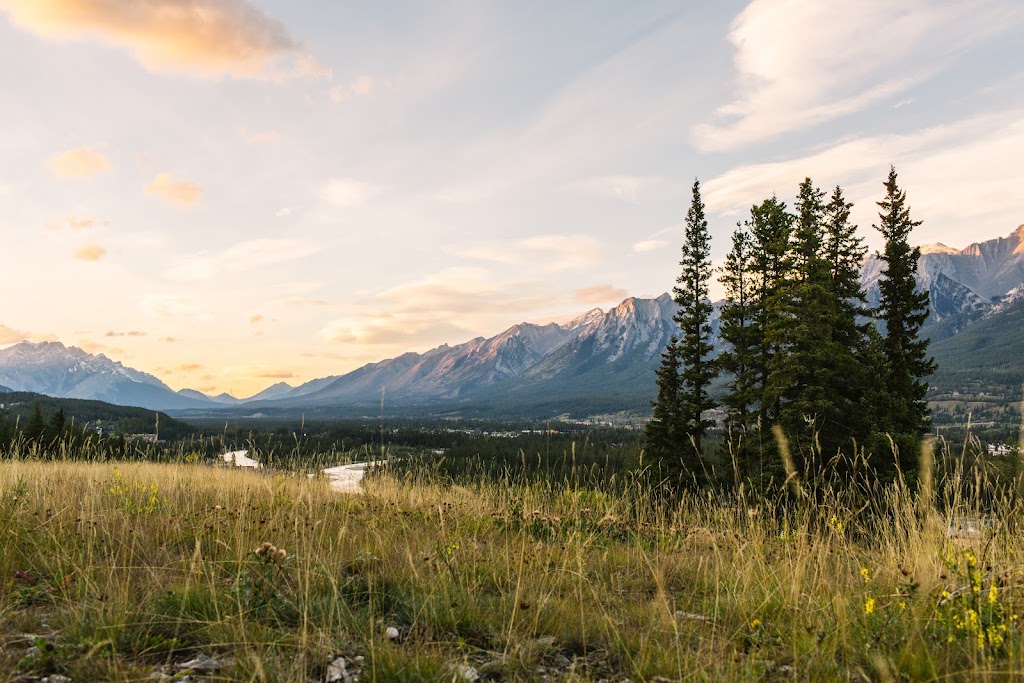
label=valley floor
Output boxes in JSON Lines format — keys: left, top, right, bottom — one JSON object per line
{"left": 2, "top": 459, "right": 1024, "bottom": 681}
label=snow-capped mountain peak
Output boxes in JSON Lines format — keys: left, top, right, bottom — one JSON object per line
{"left": 0, "top": 341, "right": 211, "bottom": 410}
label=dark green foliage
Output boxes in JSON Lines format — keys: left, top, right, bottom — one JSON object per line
{"left": 710, "top": 169, "right": 935, "bottom": 489}
{"left": 25, "top": 402, "right": 47, "bottom": 444}
{"left": 0, "top": 392, "right": 202, "bottom": 459}
{"left": 648, "top": 180, "right": 718, "bottom": 487}
{"left": 672, "top": 180, "right": 717, "bottom": 454}
{"left": 387, "top": 427, "right": 644, "bottom": 490}
{"left": 717, "top": 226, "right": 759, "bottom": 475}
{"left": 646, "top": 337, "right": 682, "bottom": 465}
{"left": 769, "top": 178, "right": 838, "bottom": 458}
{"left": 823, "top": 186, "right": 872, "bottom": 444}
{"left": 872, "top": 167, "right": 937, "bottom": 467}
{"left": 748, "top": 196, "right": 795, "bottom": 428}
{"left": 766, "top": 179, "right": 873, "bottom": 462}
{"left": 47, "top": 409, "right": 66, "bottom": 443}
{"left": 928, "top": 294, "right": 1024, "bottom": 403}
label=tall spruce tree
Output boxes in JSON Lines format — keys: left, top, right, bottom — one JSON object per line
{"left": 672, "top": 179, "right": 717, "bottom": 468}
{"left": 646, "top": 336, "right": 682, "bottom": 466}
{"left": 47, "top": 408, "right": 66, "bottom": 443}
{"left": 718, "top": 225, "right": 758, "bottom": 428}
{"left": 874, "top": 167, "right": 936, "bottom": 465}
{"left": 748, "top": 196, "right": 795, "bottom": 429}
{"left": 717, "top": 225, "right": 759, "bottom": 475}
{"left": 768, "top": 178, "right": 838, "bottom": 463}
{"left": 25, "top": 401, "right": 46, "bottom": 444}
{"left": 823, "top": 186, "right": 871, "bottom": 446}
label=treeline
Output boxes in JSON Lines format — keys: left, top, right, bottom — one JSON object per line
{"left": 0, "top": 393, "right": 200, "bottom": 459}
{"left": 0, "top": 392, "right": 197, "bottom": 440}
{"left": 648, "top": 168, "right": 937, "bottom": 490}
{"left": 384, "top": 428, "right": 645, "bottom": 490}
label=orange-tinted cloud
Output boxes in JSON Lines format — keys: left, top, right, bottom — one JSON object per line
{"left": 250, "top": 314, "right": 264, "bottom": 324}
{"left": 0, "top": 324, "right": 29, "bottom": 344}
{"left": 0, "top": 0, "right": 323, "bottom": 79}
{"left": 176, "top": 363, "right": 203, "bottom": 372}
{"left": 73, "top": 243, "right": 106, "bottom": 261}
{"left": 575, "top": 285, "right": 627, "bottom": 305}
{"left": 76, "top": 338, "right": 107, "bottom": 354}
{"left": 146, "top": 173, "right": 202, "bottom": 206}
{"left": 281, "top": 297, "right": 328, "bottom": 307}
{"left": 255, "top": 370, "right": 294, "bottom": 379}
{"left": 47, "top": 147, "right": 108, "bottom": 178}
{"left": 46, "top": 214, "right": 95, "bottom": 230}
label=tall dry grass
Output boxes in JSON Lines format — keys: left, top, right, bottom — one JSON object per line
{"left": 1, "top": 441, "right": 1023, "bottom": 681}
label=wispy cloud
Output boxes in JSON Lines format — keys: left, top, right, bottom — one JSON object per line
{"left": 631, "top": 239, "right": 669, "bottom": 254}
{"left": 104, "top": 330, "right": 145, "bottom": 337}
{"left": 250, "top": 314, "right": 264, "bottom": 325}
{"left": 0, "top": 0, "right": 326, "bottom": 79}
{"left": 320, "top": 177, "right": 381, "bottom": 208}
{"left": 566, "top": 175, "right": 663, "bottom": 202}
{"left": 46, "top": 215, "right": 95, "bottom": 230}
{"left": 254, "top": 369, "right": 294, "bottom": 379}
{"left": 575, "top": 284, "right": 627, "bottom": 305}
{"left": 276, "top": 297, "right": 329, "bottom": 307}
{"left": 329, "top": 74, "right": 379, "bottom": 102}
{"left": 76, "top": 338, "right": 109, "bottom": 355}
{"left": 47, "top": 147, "right": 108, "bottom": 178}
{"left": 703, "top": 108, "right": 1024, "bottom": 245}
{"left": 456, "top": 234, "right": 602, "bottom": 272}
{"left": 692, "top": 0, "right": 1022, "bottom": 151}
{"left": 164, "top": 238, "right": 318, "bottom": 282}
{"left": 73, "top": 243, "right": 105, "bottom": 261}
{"left": 0, "top": 324, "right": 29, "bottom": 345}
{"left": 146, "top": 173, "right": 203, "bottom": 206}
{"left": 320, "top": 267, "right": 553, "bottom": 349}
{"left": 141, "top": 294, "right": 198, "bottom": 318}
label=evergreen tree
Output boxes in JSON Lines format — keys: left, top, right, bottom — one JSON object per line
{"left": 672, "top": 179, "right": 717, "bottom": 468}
{"left": 748, "top": 196, "right": 795, "bottom": 428}
{"left": 823, "top": 186, "right": 872, "bottom": 446}
{"left": 48, "top": 408, "right": 66, "bottom": 443}
{"left": 769, "top": 178, "right": 837, "bottom": 463}
{"left": 646, "top": 336, "right": 682, "bottom": 468}
{"left": 717, "top": 225, "right": 759, "bottom": 475}
{"left": 873, "top": 166, "right": 936, "bottom": 466}
{"left": 25, "top": 401, "right": 46, "bottom": 444}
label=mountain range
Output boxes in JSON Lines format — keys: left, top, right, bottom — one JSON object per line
{"left": 1, "top": 225, "right": 1021, "bottom": 416}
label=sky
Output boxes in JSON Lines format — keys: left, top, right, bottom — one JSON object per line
{"left": 1, "top": 0, "right": 1022, "bottom": 398}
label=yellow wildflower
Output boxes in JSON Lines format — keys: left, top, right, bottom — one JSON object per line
{"left": 750, "top": 619, "right": 761, "bottom": 628}
{"left": 865, "top": 597, "right": 875, "bottom": 615}
{"left": 860, "top": 567, "right": 870, "bottom": 584}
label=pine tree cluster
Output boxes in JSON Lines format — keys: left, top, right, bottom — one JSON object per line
{"left": 647, "top": 168, "right": 936, "bottom": 490}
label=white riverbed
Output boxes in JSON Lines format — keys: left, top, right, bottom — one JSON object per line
{"left": 221, "top": 449, "right": 378, "bottom": 493}
{"left": 221, "top": 450, "right": 261, "bottom": 468}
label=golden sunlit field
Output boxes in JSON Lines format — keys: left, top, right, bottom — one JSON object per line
{"left": 4, "top": 449, "right": 1024, "bottom": 682}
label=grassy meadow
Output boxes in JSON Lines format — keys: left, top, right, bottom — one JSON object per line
{"left": 3, "top": 441, "right": 1024, "bottom": 681}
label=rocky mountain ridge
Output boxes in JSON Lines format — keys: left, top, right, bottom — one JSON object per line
{"left": 1, "top": 225, "right": 1021, "bottom": 414}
